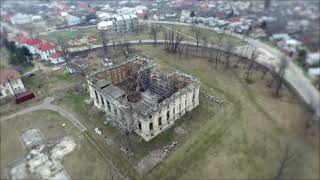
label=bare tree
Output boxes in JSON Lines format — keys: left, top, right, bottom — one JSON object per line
{"left": 119, "top": 40, "right": 130, "bottom": 58}
{"left": 178, "top": 46, "right": 184, "bottom": 58}
{"left": 164, "top": 28, "right": 184, "bottom": 54}
{"left": 149, "top": 24, "right": 161, "bottom": 46}
{"left": 215, "top": 33, "right": 224, "bottom": 69}
{"left": 273, "top": 143, "right": 300, "bottom": 180}
{"left": 201, "top": 35, "right": 208, "bottom": 57}
{"left": 235, "top": 46, "right": 250, "bottom": 68}
{"left": 58, "top": 39, "right": 70, "bottom": 67}
{"left": 163, "top": 31, "right": 168, "bottom": 49}
{"left": 245, "top": 47, "right": 259, "bottom": 81}
{"left": 191, "top": 24, "right": 203, "bottom": 52}
{"left": 100, "top": 30, "right": 109, "bottom": 56}
{"left": 224, "top": 37, "right": 235, "bottom": 68}
{"left": 274, "top": 56, "right": 288, "bottom": 96}
{"left": 208, "top": 44, "right": 214, "bottom": 68}
{"left": 185, "top": 44, "right": 189, "bottom": 58}
{"left": 118, "top": 106, "right": 137, "bottom": 150}
{"left": 111, "top": 36, "right": 116, "bottom": 51}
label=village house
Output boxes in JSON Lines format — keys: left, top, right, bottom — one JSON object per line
{"left": 13, "top": 35, "right": 42, "bottom": 55}
{"left": 25, "top": 38, "right": 42, "bottom": 54}
{"left": 13, "top": 35, "right": 28, "bottom": 47}
{"left": 0, "top": 69, "right": 26, "bottom": 98}
{"left": 97, "top": 20, "right": 114, "bottom": 31}
{"left": 48, "top": 51, "right": 65, "bottom": 64}
{"left": 36, "top": 42, "right": 56, "bottom": 61}
{"left": 65, "top": 15, "right": 81, "bottom": 26}
{"left": 87, "top": 56, "right": 200, "bottom": 141}
{"left": 111, "top": 14, "right": 138, "bottom": 33}
{"left": 10, "top": 13, "right": 33, "bottom": 25}
{"left": 306, "top": 52, "right": 320, "bottom": 66}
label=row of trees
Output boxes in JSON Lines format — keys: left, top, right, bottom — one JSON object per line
{"left": 2, "top": 39, "right": 33, "bottom": 66}
{"left": 158, "top": 24, "right": 288, "bottom": 96}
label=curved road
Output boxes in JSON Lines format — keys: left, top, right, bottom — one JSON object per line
{"left": 143, "top": 20, "right": 320, "bottom": 119}
{"left": 0, "top": 97, "right": 87, "bottom": 132}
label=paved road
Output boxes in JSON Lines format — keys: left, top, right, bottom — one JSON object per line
{"left": 0, "top": 97, "right": 87, "bottom": 132}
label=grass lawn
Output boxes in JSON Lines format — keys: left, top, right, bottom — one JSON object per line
{"left": 54, "top": 71, "right": 221, "bottom": 177}
{"left": 21, "top": 69, "right": 78, "bottom": 99}
{"left": 0, "top": 47, "right": 11, "bottom": 69}
{"left": 132, "top": 46, "right": 319, "bottom": 180}
{"left": 39, "top": 26, "right": 151, "bottom": 46}
{"left": 39, "top": 26, "right": 98, "bottom": 44}
{"left": 161, "top": 23, "right": 246, "bottom": 46}
{"left": 0, "top": 47, "right": 34, "bottom": 73}
{"left": 56, "top": 45, "right": 319, "bottom": 179}
{"left": 0, "top": 110, "right": 117, "bottom": 180}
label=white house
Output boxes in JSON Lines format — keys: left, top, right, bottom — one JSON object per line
{"left": 10, "top": 13, "right": 32, "bottom": 25}
{"left": 36, "top": 42, "right": 56, "bottom": 61}
{"left": 48, "top": 51, "right": 65, "bottom": 64}
{"left": 97, "top": 20, "right": 113, "bottom": 31}
{"left": 65, "top": 15, "right": 81, "bottom": 26}
{"left": 308, "top": 67, "right": 320, "bottom": 79}
{"left": 112, "top": 14, "right": 138, "bottom": 33}
{"left": 32, "top": 15, "right": 43, "bottom": 22}
{"left": 97, "top": 12, "right": 112, "bottom": 21}
{"left": 25, "top": 38, "right": 42, "bottom": 54}
{"left": 0, "top": 69, "right": 26, "bottom": 98}
{"left": 306, "top": 52, "right": 320, "bottom": 66}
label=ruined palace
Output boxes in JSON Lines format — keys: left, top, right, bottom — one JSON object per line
{"left": 87, "top": 56, "right": 200, "bottom": 141}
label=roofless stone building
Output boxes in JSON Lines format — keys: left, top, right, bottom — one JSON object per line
{"left": 87, "top": 56, "right": 200, "bottom": 141}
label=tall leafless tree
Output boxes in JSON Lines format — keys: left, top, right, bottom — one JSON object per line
{"left": 245, "top": 47, "right": 259, "bottom": 81}
{"left": 118, "top": 105, "right": 137, "bottom": 150}
{"left": 208, "top": 43, "right": 214, "bottom": 68}
{"left": 58, "top": 39, "right": 70, "bottom": 67}
{"left": 274, "top": 56, "right": 288, "bottom": 96}
{"left": 164, "top": 28, "right": 184, "bottom": 54}
{"left": 149, "top": 24, "right": 161, "bottom": 46}
{"left": 191, "top": 24, "right": 203, "bottom": 52}
{"left": 100, "top": 30, "right": 109, "bottom": 56}
{"left": 273, "top": 143, "right": 300, "bottom": 180}
{"left": 215, "top": 33, "right": 224, "bottom": 69}
{"left": 224, "top": 37, "right": 235, "bottom": 68}
{"left": 201, "top": 35, "right": 208, "bottom": 57}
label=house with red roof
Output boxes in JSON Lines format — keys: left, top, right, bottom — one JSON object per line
{"left": 0, "top": 69, "right": 26, "bottom": 98}
{"left": 25, "top": 38, "right": 42, "bottom": 54}
{"left": 36, "top": 42, "right": 56, "bottom": 61}
{"left": 48, "top": 51, "right": 65, "bottom": 64}
{"left": 14, "top": 35, "right": 29, "bottom": 47}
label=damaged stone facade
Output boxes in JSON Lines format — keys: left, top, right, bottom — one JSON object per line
{"left": 87, "top": 56, "right": 200, "bottom": 141}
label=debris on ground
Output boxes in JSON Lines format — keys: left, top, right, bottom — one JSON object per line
{"left": 9, "top": 129, "right": 76, "bottom": 180}
{"left": 200, "top": 91, "right": 224, "bottom": 105}
{"left": 174, "top": 126, "right": 186, "bottom": 135}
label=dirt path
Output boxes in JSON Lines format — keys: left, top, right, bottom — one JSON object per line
{"left": 0, "top": 97, "right": 87, "bottom": 132}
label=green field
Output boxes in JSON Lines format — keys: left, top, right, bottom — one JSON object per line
{"left": 160, "top": 23, "right": 246, "bottom": 46}
{"left": 55, "top": 45, "right": 318, "bottom": 179}
{"left": 0, "top": 47, "right": 11, "bottom": 69}
{"left": 0, "top": 110, "right": 118, "bottom": 179}
{"left": 133, "top": 46, "right": 319, "bottom": 179}
{"left": 39, "top": 26, "right": 151, "bottom": 46}
{"left": 39, "top": 26, "right": 99, "bottom": 44}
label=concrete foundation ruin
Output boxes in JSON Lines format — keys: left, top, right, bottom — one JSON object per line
{"left": 9, "top": 129, "right": 76, "bottom": 180}
{"left": 87, "top": 56, "right": 200, "bottom": 141}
